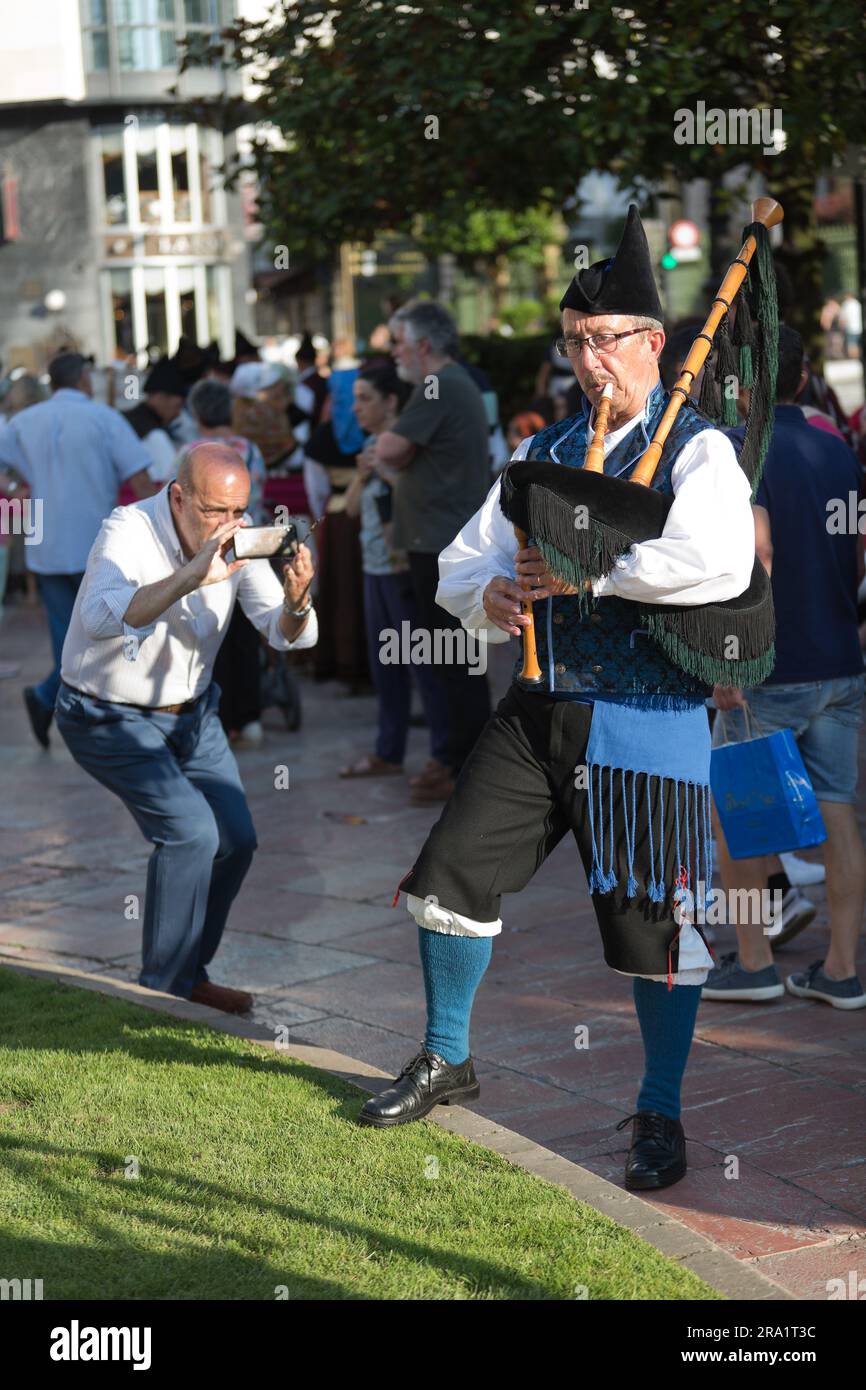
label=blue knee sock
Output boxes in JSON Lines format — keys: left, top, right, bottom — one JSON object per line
{"left": 418, "top": 927, "right": 492, "bottom": 1065}
{"left": 632, "top": 978, "right": 702, "bottom": 1121}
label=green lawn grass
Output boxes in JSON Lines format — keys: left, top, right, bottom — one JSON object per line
{"left": 0, "top": 969, "right": 721, "bottom": 1300}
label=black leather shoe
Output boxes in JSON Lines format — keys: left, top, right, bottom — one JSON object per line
{"left": 23, "top": 686, "right": 52, "bottom": 749}
{"left": 357, "top": 1046, "right": 480, "bottom": 1127}
{"left": 616, "top": 1110, "right": 687, "bottom": 1190}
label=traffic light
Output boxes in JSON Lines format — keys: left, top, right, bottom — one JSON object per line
{"left": 662, "top": 219, "right": 701, "bottom": 269}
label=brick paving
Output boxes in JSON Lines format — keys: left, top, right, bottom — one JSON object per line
{"left": 1, "top": 595, "right": 864, "bottom": 1300}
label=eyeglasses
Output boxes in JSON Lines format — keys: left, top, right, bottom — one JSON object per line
{"left": 555, "top": 328, "right": 649, "bottom": 358}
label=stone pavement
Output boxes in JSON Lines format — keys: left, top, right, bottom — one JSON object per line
{"left": 1, "top": 597, "right": 864, "bottom": 1301}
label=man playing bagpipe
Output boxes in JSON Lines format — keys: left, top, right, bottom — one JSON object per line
{"left": 358, "top": 200, "right": 781, "bottom": 1191}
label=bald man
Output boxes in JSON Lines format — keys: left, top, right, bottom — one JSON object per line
{"left": 55, "top": 442, "right": 317, "bottom": 1012}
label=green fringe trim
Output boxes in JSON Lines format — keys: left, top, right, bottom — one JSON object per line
{"left": 643, "top": 613, "right": 776, "bottom": 687}
{"left": 535, "top": 538, "right": 596, "bottom": 616}
{"left": 739, "top": 222, "right": 779, "bottom": 500}
{"left": 698, "top": 358, "right": 719, "bottom": 421}
{"left": 721, "top": 386, "right": 739, "bottom": 427}
{"left": 714, "top": 313, "right": 741, "bottom": 426}
{"left": 525, "top": 485, "right": 633, "bottom": 589}
{"left": 646, "top": 567, "right": 775, "bottom": 657}
{"left": 739, "top": 343, "right": 754, "bottom": 389}
{"left": 731, "top": 279, "right": 756, "bottom": 349}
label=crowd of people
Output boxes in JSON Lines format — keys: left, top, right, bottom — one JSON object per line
{"left": 0, "top": 306, "right": 538, "bottom": 791}
{"left": 1, "top": 243, "right": 866, "bottom": 1192}
{"left": 1, "top": 289, "right": 865, "bottom": 1008}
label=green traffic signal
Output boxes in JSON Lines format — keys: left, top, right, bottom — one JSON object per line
{"left": 661, "top": 252, "right": 678, "bottom": 270}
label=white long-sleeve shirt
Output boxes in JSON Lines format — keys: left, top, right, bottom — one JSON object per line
{"left": 431, "top": 400, "right": 747, "bottom": 983}
{"left": 60, "top": 485, "right": 317, "bottom": 706}
{"left": 141, "top": 426, "right": 180, "bottom": 483}
{"left": 437, "top": 404, "right": 755, "bottom": 638}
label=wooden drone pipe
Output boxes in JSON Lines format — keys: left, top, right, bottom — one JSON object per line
{"left": 513, "top": 525, "right": 543, "bottom": 683}
{"left": 583, "top": 382, "right": 615, "bottom": 472}
{"left": 631, "top": 196, "right": 783, "bottom": 488}
{"left": 514, "top": 380, "right": 615, "bottom": 683}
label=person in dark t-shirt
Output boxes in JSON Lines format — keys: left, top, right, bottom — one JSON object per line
{"left": 705, "top": 324, "right": 866, "bottom": 1010}
{"left": 372, "top": 301, "right": 492, "bottom": 803}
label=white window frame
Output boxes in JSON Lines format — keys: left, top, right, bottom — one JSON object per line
{"left": 93, "top": 120, "right": 222, "bottom": 232}
{"left": 100, "top": 260, "right": 234, "bottom": 360}
{"left": 81, "top": 1, "right": 236, "bottom": 78}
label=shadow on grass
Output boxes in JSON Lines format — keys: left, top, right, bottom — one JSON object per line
{"left": 0, "top": 1227, "right": 357, "bottom": 1301}
{"left": 0, "top": 1134, "right": 559, "bottom": 1300}
{"left": 0, "top": 977, "right": 580, "bottom": 1298}
{"left": 0, "top": 976, "right": 376, "bottom": 1090}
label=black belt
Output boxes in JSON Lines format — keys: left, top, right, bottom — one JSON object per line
{"left": 62, "top": 681, "right": 200, "bottom": 715}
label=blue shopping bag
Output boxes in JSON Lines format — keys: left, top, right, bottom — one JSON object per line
{"left": 710, "top": 707, "right": 827, "bottom": 859}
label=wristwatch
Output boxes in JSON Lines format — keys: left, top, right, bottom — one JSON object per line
{"left": 283, "top": 597, "right": 313, "bottom": 620}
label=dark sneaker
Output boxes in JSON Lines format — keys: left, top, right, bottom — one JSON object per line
{"left": 23, "top": 686, "right": 52, "bottom": 749}
{"left": 616, "top": 1111, "right": 687, "bottom": 1191}
{"left": 786, "top": 960, "right": 866, "bottom": 1011}
{"left": 701, "top": 951, "right": 784, "bottom": 1002}
{"left": 765, "top": 888, "right": 817, "bottom": 947}
{"left": 357, "top": 1046, "right": 479, "bottom": 1127}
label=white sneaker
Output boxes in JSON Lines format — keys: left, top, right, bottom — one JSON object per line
{"left": 765, "top": 888, "right": 817, "bottom": 946}
{"left": 710, "top": 843, "right": 826, "bottom": 888}
{"left": 233, "top": 720, "right": 264, "bottom": 750}
{"left": 780, "top": 851, "right": 825, "bottom": 886}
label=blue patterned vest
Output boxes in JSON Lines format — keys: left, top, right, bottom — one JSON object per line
{"left": 514, "top": 382, "right": 717, "bottom": 701}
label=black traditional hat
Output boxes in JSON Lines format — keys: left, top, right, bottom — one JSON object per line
{"left": 560, "top": 205, "right": 663, "bottom": 321}
{"left": 503, "top": 196, "right": 785, "bottom": 690}
{"left": 296, "top": 332, "right": 317, "bottom": 363}
{"left": 170, "top": 336, "right": 207, "bottom": 386}
{"left": 144, "top": 359, "right": 188, "bottom": 397}
{"left": 234, "top": 330, "right": 260, "bottom": 361}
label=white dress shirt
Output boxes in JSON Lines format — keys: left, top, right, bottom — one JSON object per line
{"left": 0, "top": 389, "right": 152, "bottom": 574}
{"left": 61, "top": 485, "right": 317, "bottom": 705}
{"left": 437, "top": 403, "right": 755, "bottom": 634}
{"left": 141, "top": 427, "right": 178, "bottom": 483}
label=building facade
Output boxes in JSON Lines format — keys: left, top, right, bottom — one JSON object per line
{"left": 0, "top": 0, "right": 251, "bottom": 373}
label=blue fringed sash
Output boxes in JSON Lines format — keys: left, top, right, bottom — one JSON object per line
{"left": 583, "top": 699, "right": 713, "bottom": 909}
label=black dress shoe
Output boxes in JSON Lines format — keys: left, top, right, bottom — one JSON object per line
{"left": 357, "top": 1046, "right": 480, "bottom": 1127}
{"left": 23, "top": 686, "right": 52, "bottom": 749}
{"left": 616, "top": 1110, "right": 687, "bottom": 1190}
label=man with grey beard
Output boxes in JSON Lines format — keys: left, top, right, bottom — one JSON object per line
{"left": 372, "top": 300, "right": 491, "bottom": 803}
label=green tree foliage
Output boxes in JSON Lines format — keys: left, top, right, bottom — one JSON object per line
{"left": 201, "top": 1, "right": 866, "bottom": 344}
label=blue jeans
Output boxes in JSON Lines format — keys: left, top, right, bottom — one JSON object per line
{"left": 34, "top": 572, "right": 84, "bottom": 711}
{"left": 364, "top": 570, "right": 449, "bottom": 765}
{"left": 712, "top": 673, "right": 865, "bottom": 804}
{"left": 55, "top": 681, "right": 257, "bottom": 996}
